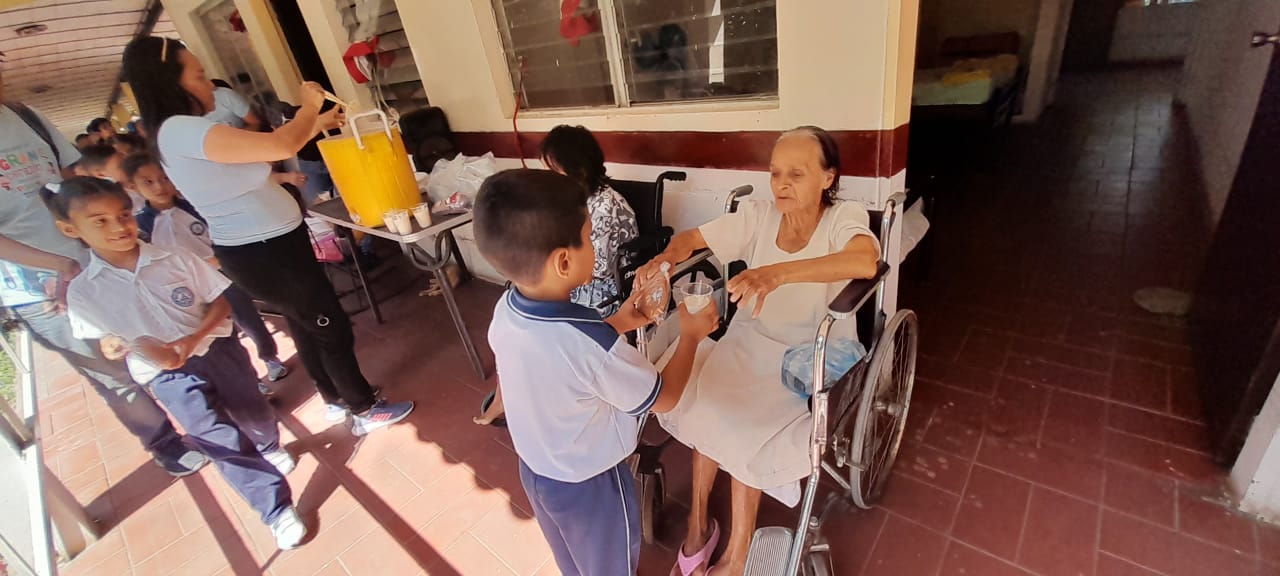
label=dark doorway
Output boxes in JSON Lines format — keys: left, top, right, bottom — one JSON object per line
{"left": 267, "top": 0, "right": 334, "bottom": 93}
{"left": 1190, "top": 38, "right": 1280, "bottom": 464}
{"left": 1061, "top": 0, "right": 1127, "bottom": 71}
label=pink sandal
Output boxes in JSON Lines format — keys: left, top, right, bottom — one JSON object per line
{"left": 671, "top": 519, "right": 720, "bottom": 576}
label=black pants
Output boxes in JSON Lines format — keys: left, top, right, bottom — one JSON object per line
{"left": 213, "top": 225, "right": 377, "bottom": 413}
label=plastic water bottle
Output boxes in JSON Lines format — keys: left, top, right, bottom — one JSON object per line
{"left": 781, "top": 338, "right": 867, "bottom": 399}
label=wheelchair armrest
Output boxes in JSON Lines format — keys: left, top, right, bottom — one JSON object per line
{"left": 672, "top": 248, "right": 715, "bottom": 279}
{"left": 827, "top": 262, "right": 890, "bottom": 318}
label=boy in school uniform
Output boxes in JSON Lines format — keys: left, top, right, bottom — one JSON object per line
{"left": 121, "top": 152, "right": 290, "bottom": 389}
{"left": 49, "top": 176, "right": 308, "bottom": 550}
{"left": 473, "top": 169, "right": 719, "bottom": 575}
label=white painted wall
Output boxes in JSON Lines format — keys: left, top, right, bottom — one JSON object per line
{"left": 1109, "top": 3, "right": 1198, "bottom": 63}
{"left": 1232, "top": 373, "right": 1280, "bottom": 522}
{"left": 1176, "top": 0, "right": 1280, "bottom": 225}
{"left": 1020, "top": 0, "right": 1074, "bottom": 121}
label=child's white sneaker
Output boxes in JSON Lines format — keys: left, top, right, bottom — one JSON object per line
{"left": 351, "top": 400, "right": 414, "bottom": 436}
{"left": 262, "top": 448, "right": 297, "bottom": 476}
{"left": 324, "top": 404, "right": 350, "bottom": 422}
{"left": 271, "top": 507, "right": 307, "bottom": 550}
{"left": 257, "top": 382, "right": 274, "bottom": 397}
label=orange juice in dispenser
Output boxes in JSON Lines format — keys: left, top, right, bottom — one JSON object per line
{"left": 317, "top": 109, "right": 421, "bottom": 229}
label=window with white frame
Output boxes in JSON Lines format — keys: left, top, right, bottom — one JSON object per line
{"left": 489, "top": 0, "right": 778, "bottom": 111}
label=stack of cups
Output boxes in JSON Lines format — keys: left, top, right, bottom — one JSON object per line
{"left": 383, "top": 209, "right": 413, "bottom": 235}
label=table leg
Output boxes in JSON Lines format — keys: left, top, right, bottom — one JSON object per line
{"left": 401, "top": 242, "right": 487, "bottom": 379}
{"left": 447, "top": 231, "right": 473, "bottom": 282}
{"left": 341, "top": 232, "right": 383, "bottom": 324}
{"left": 434, "top": 264, "right": 486, "bottom": 379}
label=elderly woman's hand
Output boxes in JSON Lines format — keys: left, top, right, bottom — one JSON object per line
{"left": 726, "top": 264, "right": 785, "bottom": 318}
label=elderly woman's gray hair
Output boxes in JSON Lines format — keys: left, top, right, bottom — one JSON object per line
{"left": 779, "top": 126, "right": 842, "bottom": 205}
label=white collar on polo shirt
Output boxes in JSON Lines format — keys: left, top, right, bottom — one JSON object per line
{"left": 84, "top": 242, "right": 172, "bottom": 279}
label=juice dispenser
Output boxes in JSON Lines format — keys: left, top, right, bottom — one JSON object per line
{"left": 317, "top": 109, "right": 421, "bottom": 228}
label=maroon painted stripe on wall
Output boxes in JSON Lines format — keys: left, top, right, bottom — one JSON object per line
{"left": 453, "top": 125, "right": 910, "bottom": 178}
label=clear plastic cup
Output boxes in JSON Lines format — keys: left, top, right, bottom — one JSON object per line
{"left": 676, "top": 280, "right": 714, "bottom": 314}
{"left": 411, "top": 202, "right": 432, "bottom": 228}
{"left": 383, "top": 209, "right": 411, "bottom": 235}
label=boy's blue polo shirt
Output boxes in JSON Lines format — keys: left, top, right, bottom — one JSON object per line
{"left": 489, "top": 289, "right": 661, "bottom": 483}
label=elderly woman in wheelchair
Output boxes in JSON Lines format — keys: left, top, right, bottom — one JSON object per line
{"left": 635, "top": 125, "right": 919, "bottom": 576}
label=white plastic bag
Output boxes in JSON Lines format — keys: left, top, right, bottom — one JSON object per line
{"left": 426, "top": 153, "right": 498, "bottom": 203}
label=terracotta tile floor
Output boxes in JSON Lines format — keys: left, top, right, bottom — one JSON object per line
{"left": 38, "top": 66, "right": 1280, "bottom": 576}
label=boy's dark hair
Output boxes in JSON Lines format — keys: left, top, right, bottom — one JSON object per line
{"left": 539, "top": 125, "right": 609, "bottom": 195}
{"left": 44, "top": 177, "right": 133, "bottom": 222}
{"left": 473, "top": 169, "right": 589, "bottom": 285}
{"left": 77, "top": 143, "right": 120, "bottom": 171}
{"left": 74, "top": 133, "right": 91, "bottom": 145}
{"left": 113, "top": 132, "right": 146, "bottom": 153}
{"left": 86, "top": 118, "right": 112, "bottom": 133}
{"left": 120, "top": 152, "right": 159, "bottom": 182}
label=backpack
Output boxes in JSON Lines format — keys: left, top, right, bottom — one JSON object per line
{"left": 3, "top": 102, "right": 61, "bottom": 168}
{"left": 399, "top": 107, "right": 457, "bottom": 172}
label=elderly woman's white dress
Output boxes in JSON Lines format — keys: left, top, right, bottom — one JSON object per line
{"left": 658, "top": 199, "right": 877, "bottom": 501}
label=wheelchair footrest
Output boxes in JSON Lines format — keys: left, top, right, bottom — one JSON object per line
{"left": 744, "top": 527, "right": 795, "bottom": 576}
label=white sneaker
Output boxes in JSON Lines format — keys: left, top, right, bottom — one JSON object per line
{"left": 266, "top": 359, "right": 290, "bottom": 381}
{"left": 262, "top": 448, "right": 297, "bottom": 476}
{"left": 271, "top": 507, "right": 307, "bottom": 550}
{"left": 257, "top": 382, "right": 274, "bottom": 397}
{"left": 351, "top": 400, "right": 415, "bottom": 437}
{"left": 324, "top": 404, "right": 350, "bottom": 423}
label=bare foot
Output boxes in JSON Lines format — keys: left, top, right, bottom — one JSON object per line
{"left": 473, "top": 414, "right": 497, "bottom": 425}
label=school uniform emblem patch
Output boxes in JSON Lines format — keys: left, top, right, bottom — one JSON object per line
{"left": 190, "top": 221, "right": 207, "bottom": 236}
{"left": 171, "top": 286, "right": 195, "bottom": 308}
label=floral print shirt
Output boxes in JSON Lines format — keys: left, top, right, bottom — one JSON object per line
{"left": 571, "top": 184, "right": 639, "bottom": 315}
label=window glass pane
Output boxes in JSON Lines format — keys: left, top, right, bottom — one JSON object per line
{"left": 613, "top": 0, "right": 778, "bottom": 104}
{"left": 491, "top": 0, "right": 616, "bottom": 109}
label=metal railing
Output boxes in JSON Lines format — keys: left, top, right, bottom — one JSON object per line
{"left": 0, "top": 327, "right": 98, "bottom": 576}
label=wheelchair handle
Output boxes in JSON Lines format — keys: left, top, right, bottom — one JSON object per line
{"left": 725, "top": 185, "right": 753, "bottom": 214}
{"left": 657, "top": 170, "right": 687, "bottom": 182}
{"left": 880, "top": 192, "right": 905, "bottom": 253}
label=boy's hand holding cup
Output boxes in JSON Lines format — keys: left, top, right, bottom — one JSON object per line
{"left": 678, "top": 298, "right": 720, "bottom": 340}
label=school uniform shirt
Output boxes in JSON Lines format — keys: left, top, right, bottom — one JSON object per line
{"left": 488, "top": 289, "right": 661, "bottom": 483}
{"left": 157, "top": 115, "right": 302, "bottom": 246}
{"left": 137, "top": 199, "right": 215, "bottom": 261}
{"left": 0, "top": 105, "right": 88, "bottom": 306}
{"left": 205, "top": 87, "right": 252, "bottom": 129}
{"left": 67, "top": 243, "right": 233, "bottom": 384}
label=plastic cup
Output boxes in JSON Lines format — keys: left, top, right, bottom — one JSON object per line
{"left": 411, "top": 202, "right": 432, "bottom": 228}
{"left": 384, "top": 209, "right": 411, "bottom": 235}
{"left": 677, "top": 280, "right": 714, "bottom": 314}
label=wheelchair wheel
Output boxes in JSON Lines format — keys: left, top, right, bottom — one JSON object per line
{"left": 849, "top": 309, "right": 918, "bottom": 509}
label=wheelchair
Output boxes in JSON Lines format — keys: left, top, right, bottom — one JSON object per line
{"left": 630, "top": 186, "right": 919, "bottom": 576}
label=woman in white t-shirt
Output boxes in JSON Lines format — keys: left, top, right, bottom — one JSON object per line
{"left": 121, "top": 36, "right": 414, "bottom": 436}
{"left": 638, "top": 127, "right": 881, "bottom": 576}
